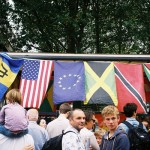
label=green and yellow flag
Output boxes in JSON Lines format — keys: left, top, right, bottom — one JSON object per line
{"left": 39, "top": 77, "right": 55, "bottom": 112}
{"left": 143, "top": 64, "right": 150, "bottom": 82}
{"left": 84, "top": 61, "right": 118, "bottom": 106}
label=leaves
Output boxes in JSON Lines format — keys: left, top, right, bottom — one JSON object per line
{"left": 0, "top": 0, "right": 149, "bottom": 54}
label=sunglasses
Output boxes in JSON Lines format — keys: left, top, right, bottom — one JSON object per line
{"left": 91, "top": 119, "right": 96, "bottom": 123}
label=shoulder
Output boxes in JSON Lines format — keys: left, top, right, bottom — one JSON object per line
{"left": 1, "top": 105, "right": 9, "bottom": 109}
{"left": 80, "top": 128, "right": 94, "bottom": 137}
{"left": 23, "top": 134, "right": 34, "bottom": 143}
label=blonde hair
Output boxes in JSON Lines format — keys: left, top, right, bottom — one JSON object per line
{"left": 6, "top": 89, "right": 22, "bottom": 104}
{"left": 101, "top": 105, "right": 119, "bottom": 119}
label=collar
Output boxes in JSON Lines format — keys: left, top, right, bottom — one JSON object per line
{"left": 58, "top": 114, "right": 67, "bottom": 118}
{"left": 126, "top": 117, "right": 136, "bottom": 121}
{"left": 29, "top": 121, "right": 37, "bottom": 124}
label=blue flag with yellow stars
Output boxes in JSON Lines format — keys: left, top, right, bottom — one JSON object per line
{"left": 53, "top": 61, "right": 85, "bottom": 104}
{"left": 0, "top": 53, "right": 24, "bottom": 101}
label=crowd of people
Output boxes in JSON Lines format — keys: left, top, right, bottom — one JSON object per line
{"left": 0, "top": 88, "right": 150, "bottom": 150}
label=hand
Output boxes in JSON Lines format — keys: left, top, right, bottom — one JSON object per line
{"left": 89, "top": 145, "right": 93, "bottom": 150}
{"left": 22, "top": 145, "right": 34, "bottom": 150}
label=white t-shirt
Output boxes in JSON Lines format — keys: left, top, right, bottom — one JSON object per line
{"left": 80, "top": 127, "right": 99, "bottom": 150}
{"left": 0, "top": 133, "right": 34, "bottom": 150}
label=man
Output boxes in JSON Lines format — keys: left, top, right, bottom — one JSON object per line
{"left": 100, "top": 105, "right": 130, "bottom": 150}
{"left": 0, "top": 133, "right": 34, "bottom": 150}
{"left": 62, "top": 109, "right": 86, "bottom": 150}
{"left": 119, "top": 103, "right": 147, "bottom": 132}
{"left": 46, "top": 103, "right": 72, "bottom": 139}
{"left": 27, "top": 109, "right": 49, "bottom": 150}
{"left": 80, "top": 110, "right": 99, "bottom": 150}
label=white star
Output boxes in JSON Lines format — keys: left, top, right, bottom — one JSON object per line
{"left": 78, "top": 76, "right": 81, "bottom": 79}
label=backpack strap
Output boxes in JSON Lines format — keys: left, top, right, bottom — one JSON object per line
{"left": 138, "top": 122, "right": 144, "bottom": 129}
{"left": 123, "top": 121, "right": 144, "bottom": 129}
{"left": 122, "top": 120, "right": 134, "bottom": 129}
{"left": 62, "top": 130, "right": 76, "bottom": 135}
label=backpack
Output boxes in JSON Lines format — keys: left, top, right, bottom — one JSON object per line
{"left": 42, "top": 131, "right": 75, "bottom": 150}
{"left": 123, "top": 121, "right": 150, "bottom": 150}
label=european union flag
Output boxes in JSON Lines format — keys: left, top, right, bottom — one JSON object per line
{"left": 53, "top": 61, "right": 85, "bottom": 104}
{"left": 0, "top": 53, "right": 24, "bottom": 101}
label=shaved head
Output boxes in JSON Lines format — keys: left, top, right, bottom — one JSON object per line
{"left": 27, "top": 109, "right": 39, "bottom": 121}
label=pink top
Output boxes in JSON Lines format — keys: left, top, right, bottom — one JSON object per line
{"left": 0, "top": 103, "right": 28, "bottom": 131}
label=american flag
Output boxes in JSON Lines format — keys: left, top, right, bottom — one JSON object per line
{"left": 20, "top": 59, "right": 53, "bottom": 108}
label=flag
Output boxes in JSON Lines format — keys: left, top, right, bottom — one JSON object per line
{"left": 39, "top": 76, "right": 55, "bottom": 112}
{"left": 115, "top": 63, "right": 147, "bottom": 113}
{"left": 20, "top": 59, "right": 53, "bottom": 108}
{"left": 84, "top": 61, "right": 117, "bottom": 106}
{"left": 0, "top": 53, "right": 23, "bottom": 101}
{"left": 143, "top": 64, "right": 150, "bottom": 82}
{"left": 53, "top": 61, "right": 85, "bottom": 104}
{"left": 143, "top": 64, "right": 150, "bottom": 103}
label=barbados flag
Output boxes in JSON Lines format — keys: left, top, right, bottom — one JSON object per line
{"left": 0, "top": 53, "right": 24, "bottom": 101}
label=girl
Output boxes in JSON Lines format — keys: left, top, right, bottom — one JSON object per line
{"left": 0, "top": 89, "right": 28, "bottom": 137}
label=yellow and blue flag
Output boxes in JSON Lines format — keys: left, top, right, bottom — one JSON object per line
{"left": 0, "top": 53, "right": 24, "bottom": 101}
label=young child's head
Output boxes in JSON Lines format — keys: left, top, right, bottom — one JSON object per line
{"left": 94, "top": 128, "right": 106, "bottom": 145}
{"left": 101, "top": 105, "right": 120, "bottom": 132}
{"left": 6, "top": 89, "right": 22, "bottom": 104}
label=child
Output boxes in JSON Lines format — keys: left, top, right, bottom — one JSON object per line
{"left": 0, "top": 89, "right": 28, "bottom": 137}
{"left": 100, "top": 105, "right": 130, "bottom": 150}
{"left": 94, "top": 128, "right": 106, "bottom": 145}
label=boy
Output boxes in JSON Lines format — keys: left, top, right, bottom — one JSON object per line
{"left": 100, "top": 105, "right": 130, "bottom": 150}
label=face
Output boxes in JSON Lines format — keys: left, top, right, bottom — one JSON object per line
{"left": 39, "top": 119, "right": 47, "bottom": 128}
{"left": 95, "top": 136, "right": 102, "bottom": 145}
{"left": 70, "top": 110, "right": 85, "bottom": 131}
{"left": 103, "top": 114, "right": 120, "bottom": 132}
{"left": 86, "top": 115, "right": 96, "bottom": 130}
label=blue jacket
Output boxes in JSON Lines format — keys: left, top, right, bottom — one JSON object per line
{"left": 100, "top": 126, "right": 130, "bottom": 150}
{"left": 119, "top": 117, "right": 147, "bottom": 133}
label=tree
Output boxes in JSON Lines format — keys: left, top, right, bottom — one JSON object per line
{"left": 0, "top": 0, "right": 149, "bottom": 54}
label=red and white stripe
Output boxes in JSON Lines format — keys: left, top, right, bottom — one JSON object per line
{"left": 20, "top": 60, "right": 53, "bottom": 108}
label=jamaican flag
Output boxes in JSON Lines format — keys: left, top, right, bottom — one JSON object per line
{"left": 84, "top": 61, "right": 117, "bottom": 106}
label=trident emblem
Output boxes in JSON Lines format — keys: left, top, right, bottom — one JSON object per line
{"left": 0, "top": 63, "right": 8, "bottom": 78}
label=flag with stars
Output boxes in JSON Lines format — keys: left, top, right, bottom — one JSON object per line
{"left": 20, "top": 59, "right": 53, "bottom": 108}
{"left": 53, "top": 61, "right": 85, "bottom": 104}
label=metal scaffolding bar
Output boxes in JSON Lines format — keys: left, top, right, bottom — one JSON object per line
{"left": 7, "top": 52, "right": 150, "bottom": 62}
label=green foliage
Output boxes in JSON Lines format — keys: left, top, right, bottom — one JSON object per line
{"left": 0, "top": 0, "right": 149, "bottom": 54}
